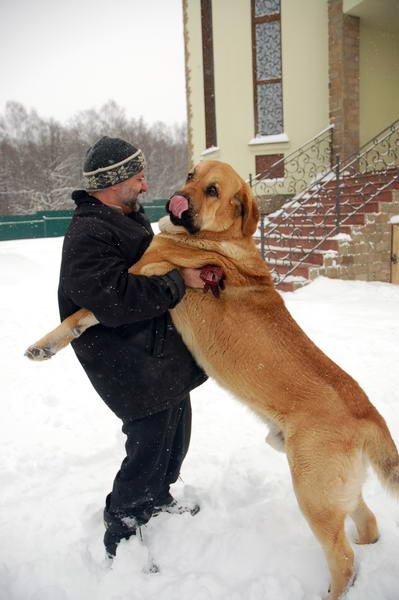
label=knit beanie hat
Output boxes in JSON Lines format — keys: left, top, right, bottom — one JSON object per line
{"left": 83, "top": 136, "right": 145, "bottom": 191}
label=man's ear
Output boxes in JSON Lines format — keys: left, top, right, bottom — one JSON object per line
{"left": 237, "top": 182, "right": 259, "bottom": 237}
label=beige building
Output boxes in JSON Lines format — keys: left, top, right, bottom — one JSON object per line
{"left": 183, "top": 0, "right": 399, "bottom": 180}
{"left": 183, "top": 0, "right": 399, "bottom": 291}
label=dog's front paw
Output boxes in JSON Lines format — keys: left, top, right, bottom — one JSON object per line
{"left": 25, "top": 345, "right": 55, "bottom": 361}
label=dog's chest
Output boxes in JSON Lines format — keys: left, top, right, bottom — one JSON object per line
{"left": 170, "top": 291, "right": 266, "bottom": 397}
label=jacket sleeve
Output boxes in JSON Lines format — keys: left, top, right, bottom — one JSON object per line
{"left": 61, "top": 228, "right": 186, "bottom": 327}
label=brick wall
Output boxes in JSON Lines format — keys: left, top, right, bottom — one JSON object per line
{"left": 328, "top": 0, "right": 360, "bottom": 161}
{"left": 311, "top": 191, "right": 399, "bottom": 283}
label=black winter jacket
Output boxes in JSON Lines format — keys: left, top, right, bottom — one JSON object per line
{"left": 58, "top": 191, "right": 207, "bottom": 420}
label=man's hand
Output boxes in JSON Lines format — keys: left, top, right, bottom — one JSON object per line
{"left": 181, "top": 268, "right": 205, "bottom": 289}
{"left": 181, "top": 266, "right": 226, "bottom": 298}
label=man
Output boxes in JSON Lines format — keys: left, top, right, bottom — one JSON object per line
{"left": 58, "top": 136, "right": 207, "bottom": 558}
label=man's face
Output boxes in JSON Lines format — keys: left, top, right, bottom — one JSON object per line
{"left": 113, "top": 171, "right": 148, "bottom": 213}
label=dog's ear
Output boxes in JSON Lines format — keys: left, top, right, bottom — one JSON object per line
{"left": 236, "top": 182, "right": 259, "bottom": 237}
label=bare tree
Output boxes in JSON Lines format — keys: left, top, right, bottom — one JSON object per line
{"left": 0, "top": 100, "right": 189, "bottom": 215}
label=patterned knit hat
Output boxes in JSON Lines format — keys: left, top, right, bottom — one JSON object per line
{"left": 83, "top": 136, "right": 145, "bottom": 191}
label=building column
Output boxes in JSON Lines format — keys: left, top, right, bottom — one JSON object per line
{"left": 328, "top": 0, "right": 360, "bottom": 161}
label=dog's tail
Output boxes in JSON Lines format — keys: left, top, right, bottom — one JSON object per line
{"left": 364, "top": 414, "right": 399, "bottom": 497}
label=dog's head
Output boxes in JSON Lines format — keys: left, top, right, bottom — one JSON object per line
{"left": 166, "top": 160, "right": 259, "bottom": 238}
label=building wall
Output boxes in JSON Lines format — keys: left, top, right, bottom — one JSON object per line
{"left": 184, "top": 0, "right": 330, "bottom": 180}
{"left": 328, "top": 0, "right": 360, "bottom": 161}
{"left": 184, "top": 0, "right": 206, "bottom": 164}
{"left": 281, "top": 0, "right": 329, "bottom": 156}
{"left": 210, "top": 0, "right": 253, "bottom": 175}
{"left": 359, "top": 24, "right": 399, "bottom": 145}
{"left": 184, "top": 0, "right": 399, "bottom": 179}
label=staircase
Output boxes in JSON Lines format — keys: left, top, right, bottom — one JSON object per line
{"left": 253, "top": 120, "right": 399, "bottom": 291}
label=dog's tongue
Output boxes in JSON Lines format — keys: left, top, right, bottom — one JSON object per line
{"left": 169, "top": 195, "right": 189, "bottom": 219}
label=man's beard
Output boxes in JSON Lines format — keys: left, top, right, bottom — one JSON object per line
{"left": 121, "top": 194, "right": 140, "bottom": 211}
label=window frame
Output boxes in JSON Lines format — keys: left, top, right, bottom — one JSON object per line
{"left": 251, "top": 0, "right": 284, "bottom": 136}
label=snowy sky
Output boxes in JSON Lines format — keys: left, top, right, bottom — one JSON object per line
{"left": 0, "top": 0, "right": 187, "bottom": 126}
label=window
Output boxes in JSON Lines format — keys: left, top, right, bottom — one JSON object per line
{"left": 255, "top": 153, "right": 284, "bottom": 176}
{"left": 252, "top": 0, "right": 283, "bottom": 136}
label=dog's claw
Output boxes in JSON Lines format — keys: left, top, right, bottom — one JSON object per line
{"left": 25, "top": 345, "right": 54, "bottom": 361}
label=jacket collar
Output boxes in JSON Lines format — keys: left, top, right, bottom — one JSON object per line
{"left": 71, "top": 189, "right": 145, "bottom": 216}
{"left": 71, "top": 189, "right": 101, "bottom": 207}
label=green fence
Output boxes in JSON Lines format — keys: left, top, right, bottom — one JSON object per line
{"left": 142, "top": 203, "right": 168, "bottom": 224}
{"left": 0, "top": 202, "right": 168, "bottom": 242}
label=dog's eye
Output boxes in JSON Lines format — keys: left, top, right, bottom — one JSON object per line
{"left": 206, "top": 185, "right": 218, "bottom": 197}
{"left": 186, "top": 172, "right": 194, "bottom": 182}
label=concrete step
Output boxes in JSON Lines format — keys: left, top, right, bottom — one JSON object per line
{"left": 264, "top": 213, "right": 366, "bottom": 227}
{"left": 315, "top": 191, "right": 394, "bottom": 206}
{"left": 308, "top": 191, "right": 394, "bottom": 205}
{"left": 265, "top": 247, "right": 326, "bottom": 265}
{"left": 260, "top": 223, "right": 352, "bottom": 237}
{"left": 276, "top": 280, "right": 302, "bottom": 292}
{"left": 262, "top": 235, "right": 340, "bottom": 251}
{"left": 290, "top": 201, "right": 380, "bottom": 217}
{"left": 266, "top": 258, "right": 316, "bottom": 278}
{"left": 323, "top": 168, "right": 399, "bottom": 190}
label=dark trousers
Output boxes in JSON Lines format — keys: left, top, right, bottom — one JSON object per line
{"left": 107, "top": 395, "right": 192, "bottom": 523}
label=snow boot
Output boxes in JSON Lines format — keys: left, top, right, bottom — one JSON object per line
{"left": 153, "top": 491, "right": 200, "bottom": 517}
{"left": 103, "top": 519, "right": 136, "bottom": 558}
{"left": 103, "top": 500, "right": 138, "bottom": 558}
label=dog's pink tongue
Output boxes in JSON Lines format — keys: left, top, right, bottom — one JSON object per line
{"left": 169, "top": 195, "right": 189, "bottom": 219}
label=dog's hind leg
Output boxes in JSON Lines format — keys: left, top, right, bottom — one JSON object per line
{"left": 287, "top": 442, "right": 360, "bottom": 599}
{"left": 313, "top": 512, "right": 354, "bottom": 600}
{"left": 350, "top": 494, "right": 379, "bottom": 545}
{"left": 293, "top": 482, "right": 355, "bottom": 599}
{"left": 25, "top": 308, "right": 98, "bottom": 361}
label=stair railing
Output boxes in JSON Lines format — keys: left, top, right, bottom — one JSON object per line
{"left": 259, "top": 119, "right": 399, "bottom": 286}
{"left": 250, "top": 124, "right": 334, "bottom": 264}
{"left": 250, "top": 125, "right": 334, "bottom": 198}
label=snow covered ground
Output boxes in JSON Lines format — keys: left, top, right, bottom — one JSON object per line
{"left": 1, "top": 235, "right": 399, "bottom": 600}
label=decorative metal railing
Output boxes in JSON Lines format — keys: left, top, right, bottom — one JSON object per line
{"left": 250, "top": 125, "right": 334, "bottom": 203}
{"left": 257, "top": 119, "right": 399, "bottom": 286}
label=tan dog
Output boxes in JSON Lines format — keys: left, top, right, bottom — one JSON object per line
{"left": 26, "top": 160, "right": 399, "bottom": 599}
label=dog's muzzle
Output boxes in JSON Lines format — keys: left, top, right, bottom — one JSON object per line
{"left": 167, "top": 192, "right": 199, "bottom": 234}
{"left": 168, "top": 193, "right": 190, "bottom": 219}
